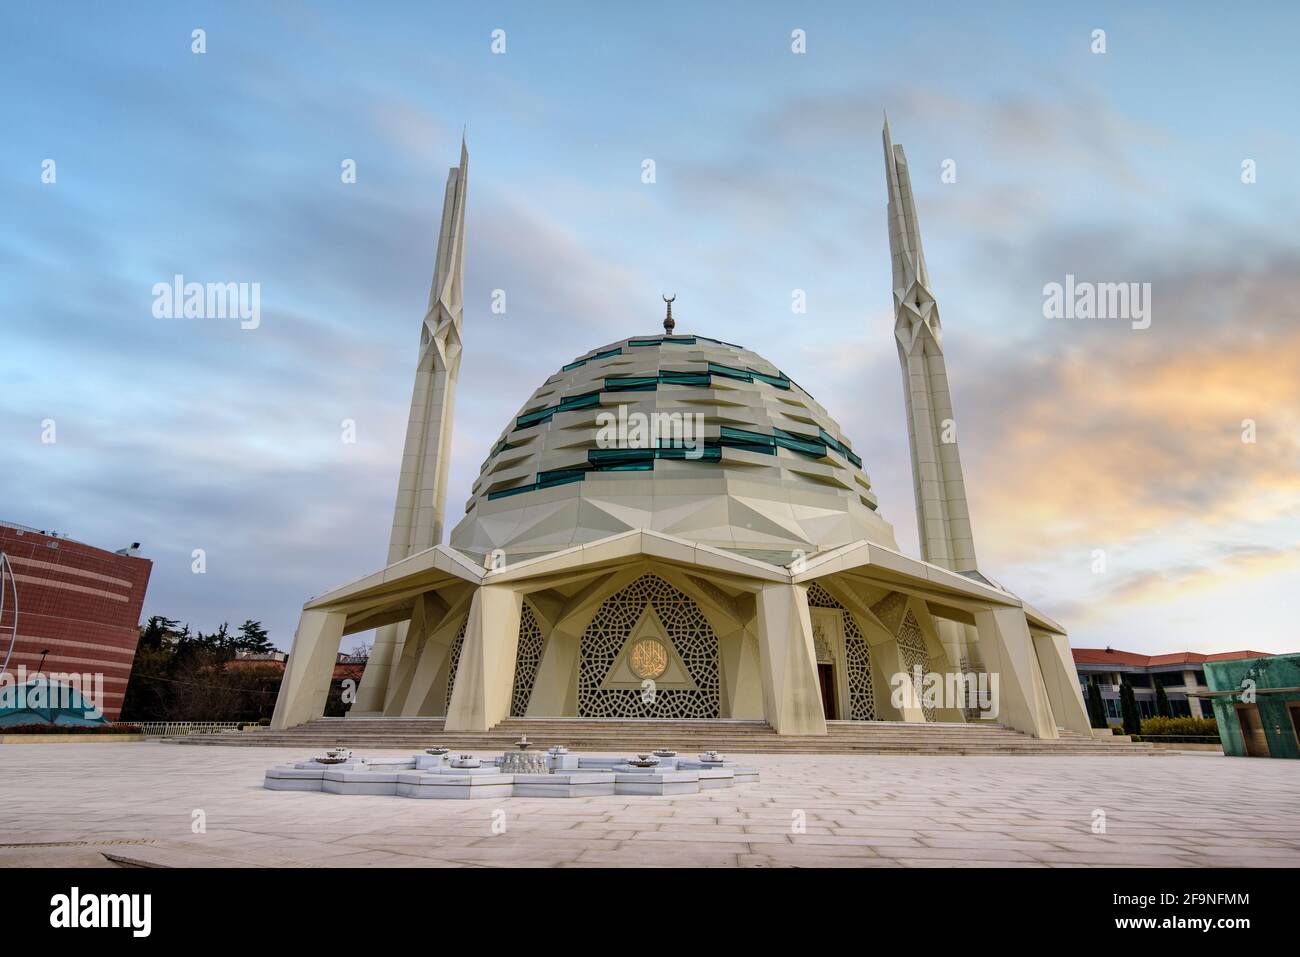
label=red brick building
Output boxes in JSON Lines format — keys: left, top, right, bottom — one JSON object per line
{"left": 0, "top": 520, "right": 153, "bottom": 721}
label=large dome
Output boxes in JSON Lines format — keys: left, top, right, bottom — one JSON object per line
{"left": 450, "top": 332, "right": 899, "bottom": 563}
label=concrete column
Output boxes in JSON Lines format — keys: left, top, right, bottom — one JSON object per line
{"left": 526, "top": 626, "right": 579, "bottom": 716}
{"left": 384, "top": 602, "right": 430, "bottom": 717}
{"left": 270, "top": 609, "right": 346, "bottom": 730}
{"left": 884, "top": 640, "right": 927, "bottom": 722}
{"left": 351, "top": 621, "right": 400, "bottom": 714}
{"left": 399, "top": 610, "right": 462, "bottom": 716}
{"left": 1032, "top": 630, "right": 1092, "bottom": 734}
{"left": 755, "top": 583, "right": 827, "bottom": 735}
{"left": 444, "top": 586, "right": 523, "bottom": 732}
{"left": 719, "top": 626, "right": 764, "bottom": 719}
{"left": 973, "top": 606, "right": 1058, "bottom": 738}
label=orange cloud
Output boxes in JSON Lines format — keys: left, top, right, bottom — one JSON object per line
{"left": 969, "top": 322, "right": 1300, "bottom": 564}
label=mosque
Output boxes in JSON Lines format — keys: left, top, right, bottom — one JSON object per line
{"left": 269, "top": 122, "right": 1091, "bottom": 741}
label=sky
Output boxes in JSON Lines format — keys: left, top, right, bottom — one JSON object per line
{"left": 1, "top": 1, "right": 1297, "bottom": 655}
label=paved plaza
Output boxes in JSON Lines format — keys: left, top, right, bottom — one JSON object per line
{"left": 0, "top": 743, "right": 1296, "bottom": 868}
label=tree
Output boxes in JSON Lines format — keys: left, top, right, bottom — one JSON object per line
{"left": 1154, "top": 682, "right": 1172, "bottom": 718}
{"left": 136, "top": 616, "right": 181, "bottom": 653}
{"left": 122, "top": 617, "right": 186, "bottom": 719}
{"left": 1119, "top": 680, "right": 1141, "bottom": 736}
{"left": 236, "top": 619, "right": 274, "bottom": 654}
{"left": 1086, "top": 681, "right": 1108, "bottom": 729}
{"left": 122, "top": 616, "right": 283, "bottom": 723}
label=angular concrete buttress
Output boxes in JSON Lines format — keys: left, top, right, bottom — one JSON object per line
{"left": 972, "top": 606, "right": 1058, "bottom": 739}
{"left": 1032, "top": 630, "right": 1093, "bottom": 735}
{"left": 755, "top": 583, "right": 828, "bottom": 735}
{"left": 270, "top": 609, "right": 346, "bottom": 730}
{"left": 444, "top": 586, "right": 523, "bottom": 732}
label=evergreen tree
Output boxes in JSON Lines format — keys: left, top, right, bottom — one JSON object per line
{"left": 136, "top": 616, "right": 181, "bottom": 653}
{"left": 1119, "top": 680, "right": 1142, "bottom": 736}
{"left": 122, "top": 617, "right": 183, "bottom": 719}
{"left": 235, "top": 619, "right": 274, "bottom": 653}
{"left": 1086, "top": 681, "right": 1108, "bottom": 729}
{"left": 1155, "top": 682, "right": 1172, "bottom": 718}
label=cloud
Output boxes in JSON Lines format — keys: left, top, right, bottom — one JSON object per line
{"left": 1097, "top": 544, "right": 1300, "bottom": 608}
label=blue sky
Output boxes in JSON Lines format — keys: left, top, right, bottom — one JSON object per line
{"left": 2, "top": 1, "right": 1297, "bottom": 653}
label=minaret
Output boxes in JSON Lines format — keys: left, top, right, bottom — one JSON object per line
{"left": 389, "top": 136, "right": 469, "bottom": 559}
{"left": 882, "top": 117, "right": 977, "bottom": 574}
{"left": 353, "top": 138, "right": 468, "bottom": 715}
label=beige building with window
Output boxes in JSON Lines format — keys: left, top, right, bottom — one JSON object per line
{"left": 271, "top": 123, "right": 1092, "bottom": 741}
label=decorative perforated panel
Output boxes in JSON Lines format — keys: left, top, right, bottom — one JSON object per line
{"left": 443, "top": 616, "right": 468, "bottom": 714}
{"left": 510, "top": 602, "right": 545, "bottom": 717}
{"left": 579, "top": 574, "right": 719, "bottom": 718}
{"left": 896, "top": 609, "right": 935, "bottom": 722}
{"left": 807, "top": 582, "right": 876, "bottom": 721}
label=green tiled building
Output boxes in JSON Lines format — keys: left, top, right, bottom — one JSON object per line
{"left": 1203, "top": 653, "right": 1300, "bottom": 759}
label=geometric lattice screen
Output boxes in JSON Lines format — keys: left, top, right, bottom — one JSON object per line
{"left": 510, "top": 602, "right": 545, "bottom": 717}
{"left": 896, "top": 609, "right": 935, "bottom": 722}
{"left": 579, "top": 574, "right": 720, "bottom": 718}
{"left": 442, "top": 616, "right": 468, "bottom": 715}
{"left": 806, "top": 582, "right": 877, "bottom": 721}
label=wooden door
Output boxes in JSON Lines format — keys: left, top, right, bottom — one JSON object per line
{"left": 818, "top": 663, "right": 836, "bottom": 720}
{"left": 1236, "top": 704, "right": 1270, "bottom": 757}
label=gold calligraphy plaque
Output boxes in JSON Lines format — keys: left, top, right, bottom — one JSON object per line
{"left": 629, "top": 637, "right": 669, "bottom": 680}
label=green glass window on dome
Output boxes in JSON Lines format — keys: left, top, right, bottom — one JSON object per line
{"left": 561, "top": 346, "right": 622, "bottom": 371}
{"left": 627, "top": 335, "right": 697, "bottom": 347}
{"left": 818, "top": 428, "right": 863, "bottom": 468}
{"left": 773, "top": 427, "right": 828, "bottom": 458}
{"left": 705, "top": 362, "right": 791, "bottom": 390}
{"left": 514, "top": 390, "right": 602, "bottom": 430}
{"left": 604, "top": 375, "right": 659, "bottom": 392}
{"left": 718, "top": 426, "right": 776, "bottom": 454}
{"left": 660, "top": 370, "right": 711, "bottom": 387}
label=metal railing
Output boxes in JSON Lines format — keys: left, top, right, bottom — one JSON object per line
{"left": 111, "top": 721, "right": 262, "bottom": 737}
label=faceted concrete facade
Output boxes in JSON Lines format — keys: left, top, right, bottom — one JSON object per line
{"left": 449, "top": 335, "right": 897, "bottom": 564}
{"left": 270, "top": 528, "right": 1091, "bottom": 741}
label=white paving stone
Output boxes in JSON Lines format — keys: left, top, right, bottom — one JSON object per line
{"left": 1, "top": 743, "right": 1296, "bottom": 868}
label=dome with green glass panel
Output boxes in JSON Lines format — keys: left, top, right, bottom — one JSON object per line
{"left": 449, "top": 331, "right": 899, "bottom": 564}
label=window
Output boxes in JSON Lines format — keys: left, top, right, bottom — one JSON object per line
{"left": 562, "top": 346, "right": 622, "bottom": 371}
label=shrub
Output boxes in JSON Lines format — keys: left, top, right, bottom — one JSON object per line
{"left": 1140, "top": 716, "right": 1218, "bottom": 738}
{"left": 0, "top": 723, "right": 142, "bottom": 735}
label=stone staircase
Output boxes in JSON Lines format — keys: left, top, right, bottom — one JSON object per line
{"left": 168, "top": 716, "right": 1160, "bottom": 755}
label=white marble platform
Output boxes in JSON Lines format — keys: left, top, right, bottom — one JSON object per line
{"left": 262, "top": 751, "right": 759, "bottom": 800}
{"left": 511, "top": 772, "right": 617, "bottom": 798}
{"left": 395, "top": 770, "right": 515, "bottom": 799}
{"left": 612, "top": 769, "right": 701, "bottom": 795}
